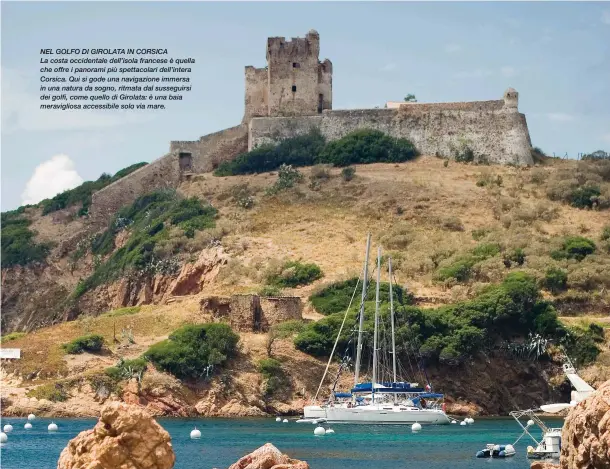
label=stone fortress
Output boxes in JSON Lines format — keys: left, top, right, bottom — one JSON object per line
{"left": 90, "top": 29, "right": 533, "bottom": 226}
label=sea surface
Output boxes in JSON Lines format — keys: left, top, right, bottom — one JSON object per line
{"left": 0, "top": 416, "right": 563, "bottom": 469}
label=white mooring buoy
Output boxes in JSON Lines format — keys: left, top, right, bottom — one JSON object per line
{"left": 282, "top": 419, "right": 288, "bottom": 423}
{"left": 275, "top": 417, "right": 281, "bottom": 422}
{"left": 0, "top": 432, "right": 7, "bottom": 443}
{"left": 326, "top": 428, "right": 335, "bottom": 434}
{"left": 190, "top": 428, "right": 201, "bottom": 440}
{"left": 451, "top": 419, "right": 457, "bottom": 424}
{"left": 24, "top": 422, "right": 33, "bottom": 430}
{"left": 314, "top": 426, "right": 326, "bottom": 436}
{"left": 3, "top": 424, "right": 13, "bottom": 433}
{"left": 411, "top": 422, "right": 422, "bottom": 432}
{"left": 48, "top": 422, "right": 58, "bottom": 432}
{"left": 27, "top": 414, "right": 36, "bottom": 421}
{"left": 466, "top": 417, "right": 474, "bottom": 425}
{"left": 460, "top": 420, "right": 467, "bottom": 426}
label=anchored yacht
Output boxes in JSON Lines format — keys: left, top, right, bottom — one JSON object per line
{"left": 302, "top": 233, "right": 451, "bottom": 425}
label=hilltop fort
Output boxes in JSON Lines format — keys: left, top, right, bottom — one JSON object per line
{"left": 90, "top": 30, "right": 533, "bottom": 226}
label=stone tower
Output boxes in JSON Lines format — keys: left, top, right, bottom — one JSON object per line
{"left": 243, "top": 30, "right": 332, "bottom": 123}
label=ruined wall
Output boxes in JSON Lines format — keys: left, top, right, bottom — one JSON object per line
{"left": 243, "top": 66, "right": 269, "bottom": 123}
{"left": 249, "top": 93, "right": 533, "bottom": 165}
{"left": 224, "top": 295, "right": 302, "bottom": 332}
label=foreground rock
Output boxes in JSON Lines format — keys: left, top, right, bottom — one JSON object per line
{"left": 530, "top": 462, "right": 560, "bottom": 469}
{"left": 560, "top": 379, "right": 610, "bottom": 469}
{"left": 57, "top": 401, "right": 175, "bottom": 469}
{"left": 228, "top": 443, "right": 309, "bottom": 469}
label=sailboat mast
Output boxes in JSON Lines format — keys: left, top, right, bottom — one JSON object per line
{"left": 389, "top": 257, "right": 397, "bottom": 383}
{"left": 354, "top": 233, "right": 371, "bottom": 387}
{"left": 372, "top": 247, "right": 381, "bottom": 395}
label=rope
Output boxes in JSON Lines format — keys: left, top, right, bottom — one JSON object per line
{"left": 312, "top": 272, "right": 362, "bottom": 403}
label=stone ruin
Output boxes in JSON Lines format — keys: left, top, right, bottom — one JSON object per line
{"left": 200, "top": 294, "right": 302, "bottom": 332}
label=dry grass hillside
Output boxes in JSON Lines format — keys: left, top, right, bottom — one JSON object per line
{"left": 1, "top": 155, "right": 609, "bottom": 418}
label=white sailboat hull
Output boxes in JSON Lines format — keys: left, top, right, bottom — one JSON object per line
{"left": 303, "top": 404, "right": 451, "bottom": 424}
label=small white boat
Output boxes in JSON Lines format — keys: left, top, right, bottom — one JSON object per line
{"left": 476, "top": 443, "right": 516, "bottom": 458}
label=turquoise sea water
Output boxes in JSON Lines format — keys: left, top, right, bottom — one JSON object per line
{"left": 0, "top": 417, "right": 562, "bottom": 469}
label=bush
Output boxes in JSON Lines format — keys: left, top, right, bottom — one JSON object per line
{"left": 441, "top": 216, "right": 464, "bottom": 232}
{"left": 258, "top": 358, "right": 284, "bottom": 397}
{"left": 1, "top": 212, "right": 51, "bottom": 268}
{"left": 561, "top": 325, "right": 602, "bottom": 366}
{"left": 568, "top": 186, "right": 601, "bottom": 209}
{"left": 551, "top": 236, "right": 596, "bottom": 261}
{"left": 26, "top": 382, "right": 70, "bottom": 402}
{"left": 341, "top": 167, "right": 356, "bottom": 181}
{"left": 296, "top": 272, "right": 564, "bottom": 362}
{"left": 317, "top": 129, "right": 418, "bottom": 167}
{"left": 543, "top": 267, "right": 568, "bottom": 294}
{"left": 0, "top": 332, "right": 26, "bottom": 343}
{"left": 503, "top": 248, "right": 526, "bottom": 267}
{"left": 270, "top": 320, "right": 307, "bottom": 339}
{"left": 267, "top": 260, "right": 323, "bottom": 288}
{"left": 435, "top": 243, "right": 501, "bottom": 282}
{"left": 63, "top": 334, "right": 105, "bottom": 354}
{"left": 309, "top": 278, "right": 407, "bottom": 315}
{"left": 105, "top": 357, "right": 148, "bottom": 381}
{"left": 531, "top": 147, "right": 547, "bottom": 165}
{"left": 471, "top": 229, "right": 490, "bottom": 241}
{"left": 266, "top": 164, "right": 304, "bottom": 195}
{"left": 601, "top": 225, "right": 610, "bottom": 241}
{"left": 144, "top": 323, "right": 239, "bottom": 380}
{"left": 214, "top": 129, "right": 326, "bottom": 176}
{"left": 258, "top": 285, "right": 283, "bottom": 297}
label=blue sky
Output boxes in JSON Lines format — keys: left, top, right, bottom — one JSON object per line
{"left": 2, "top": 1, "right": 609, "bottom": 211}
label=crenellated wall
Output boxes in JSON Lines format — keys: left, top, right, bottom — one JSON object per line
{"left": 249, "top": 96, "right": 533, "bottom": 165}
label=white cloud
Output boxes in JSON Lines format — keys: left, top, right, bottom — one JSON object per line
{"left": 380, "top": 63, "right": 396, "bottom": 72}
{"left": 1, "top": 68, "right": 153, "bottom": 134}
{"left": 547, "top": 113, "right": 575, "bottom": 122}
{"left": 500, "top": 66, "right": 517, "bottom": 78}
{"left": 444, "top": 44, "right": 462, "bottom": 53}
{"left": 453, "top": 68, "right": 494, "bottom": 79}
{"left": 21, "top": 154, "right": 84, "bottom": 205}
{"left": 602, "top": 10, "right": 610, "bottom": 25}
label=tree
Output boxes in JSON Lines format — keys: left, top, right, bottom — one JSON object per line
{"left": 404, "top": 94, "right": 417, "bottom": 103}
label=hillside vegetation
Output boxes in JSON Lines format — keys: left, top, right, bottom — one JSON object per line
{"left": 1, "top": 135, "right": 609, "bottom": 418}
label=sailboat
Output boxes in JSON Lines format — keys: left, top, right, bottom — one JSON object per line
{"left": 302, "top": 233, "right": 451, "bottom": 425}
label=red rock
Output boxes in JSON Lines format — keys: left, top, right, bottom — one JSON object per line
{"left": 228, "top": 443, "right": 309, "bottom": 469}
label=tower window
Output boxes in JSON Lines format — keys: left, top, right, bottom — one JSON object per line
{"left": 293, "top": 62, "right": 300, "bottom": 68}
{"left": 291, "top": 85, "right": 297, "bottom": 92}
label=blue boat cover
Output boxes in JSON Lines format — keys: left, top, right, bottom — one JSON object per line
{"left": 334, "top": 392, "right": 352, "bottom": 398}
{"left": 350, "top": 382, "right": 428, "bottom": 393}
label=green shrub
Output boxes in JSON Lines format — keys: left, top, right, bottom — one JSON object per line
{"left": 26, "top": 382, "right": 70, "bottom": 402}
{"left": 105, "top": 357, "right": 148, "bottom": 381}
{"left": 503, "top": 248, "right": 526, "bottom": 267}
{"left": 267, "top": 260, "right": 323, "bottom": 288}
{"left": 561, "top": 325, "right": 602, "bottom": 366}
{"left": 551, "top": 236, "right": 596, "bottom": 261}
{"left": 471, "top": 229, "right": 490, "bottom": 241}
{"left": 472, "top": 243, "right": 501, "bottom": 258}
{"left": 454, "top": 147, "right": 475, "bottom": 163}
{"left": 144, "top": 323, "right": 239, "bottom": 380}
{"left": 341, "top": 166, "right": 356, "bottom": 181}
{"left": 258, "top": 285, "right": 283, "bottom": 297}
{"left": 543, "top": 267, "right": 568, "bottom": 294}
{"left": 39, "top": 162, "right": 147, "bottom": 216}
{"left": 531, "top": 147, "right": 547, "bottom": 165}
{"left": 63, "top": 334, "right": 105, "bottom": 354}
{"left": 436, "top": 256, "right": 476, "bottom": 282}
{"left": 568, "top": 186, "right": 601, "bottom": 209}
{"left": 0, "top": 332, "right": 26, "bottom": 343}
{"left": 601, "top": 225, "right": 610, "bottom": 241}
{"left": 296, "top": 272, "right": 564, "bottom": 362}
{"left": 1, "top": 212, "right": 51, "bottom": 268}
{"left": 258, "top": 358, "right": 284, "bottom": 397}
{"left": 317, "top": 129, "right": 418, "bottom": 166}
{"left": 215, "top": 129, "right": 326, "bottom": 176}
{"left": 266, "top": 164, "right": 304, "bottom": 195}
{"left": 309, "top": 278, "right": 407, "bottom": 315}
{"left": 102, "top": 306, "right": 141, "bottom": 318}
{"left": 270, "top": 320, "right": 307, "bottom": 339}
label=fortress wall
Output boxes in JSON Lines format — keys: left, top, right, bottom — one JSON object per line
{"left": 89, "top": 151, "right": 182, "bottom": 228}
{"left": 260, "top": 296, "right": 302, "bottom": 325}
{"left": 170, "top": 124, "right": 249, "bottom": 172}
{"left": 90, "top": 125, "right": 249, "bottom": 228}
{"left": 249, "top": 104, "right": 533, "bottom": 165}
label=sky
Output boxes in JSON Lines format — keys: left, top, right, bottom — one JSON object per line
{"left": 1, "top": 1, "right": 610, "bottom": 211}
